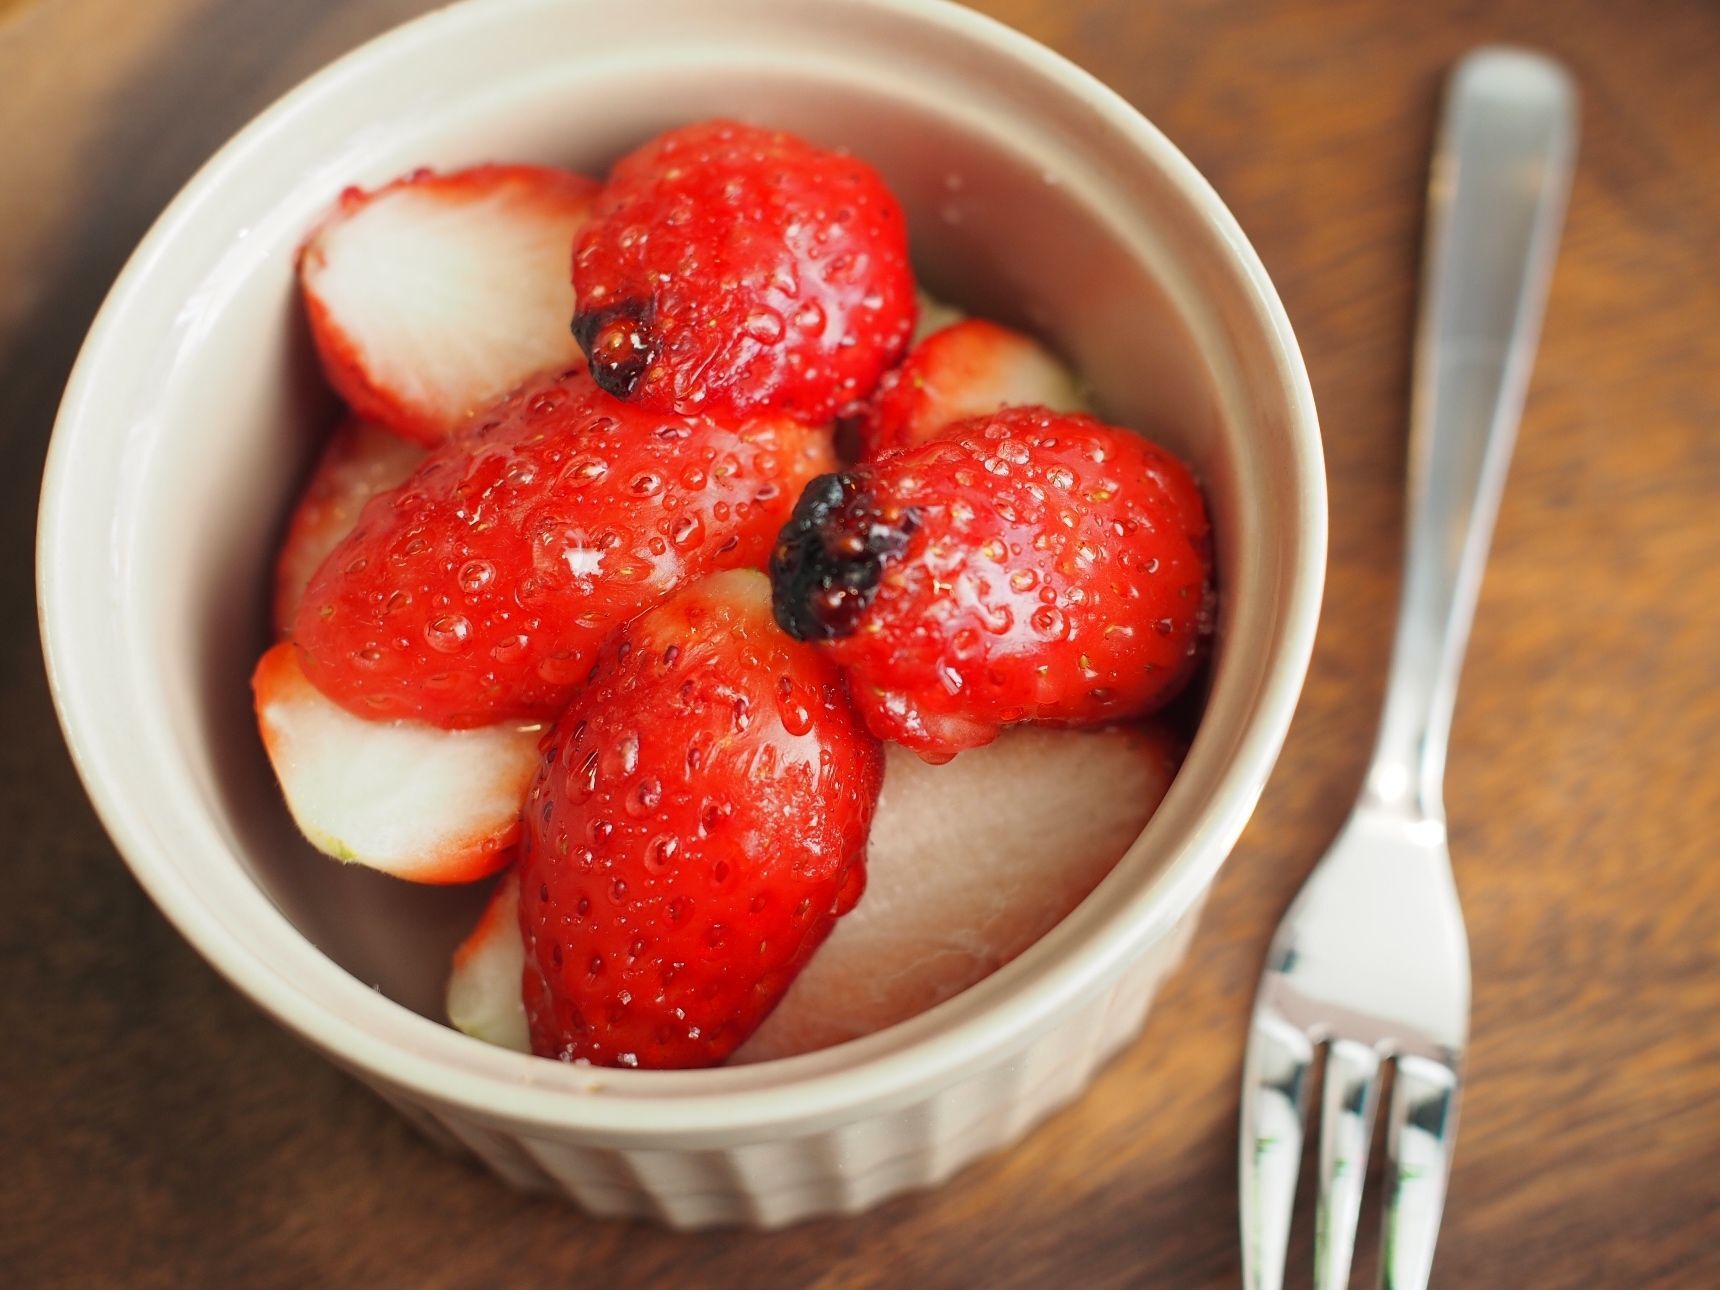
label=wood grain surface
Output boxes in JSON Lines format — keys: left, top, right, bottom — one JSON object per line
{"left": 4, "top": 1, "right": 1717, "bottom": 1286}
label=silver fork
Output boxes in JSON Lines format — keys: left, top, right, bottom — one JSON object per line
{"left": 1239, "top": 47, "right": 1578, "bottom": 1290}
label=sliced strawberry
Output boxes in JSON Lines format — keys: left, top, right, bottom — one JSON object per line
{"left": 272, "top": 418, "right": 425, "bottom": 634}
{"left": 857, "top": 319, "right": 1086, "bottom": 459}
{"left": 913, "top": 290, "right": 965, "bottom": 343}
{"left": 572, "top": 120, "right": 916, "bottom": 424}
{"left": 735, "top": 726, "right": 1180, "bottom": 1061}
{"left": 446, "top": 725, "right": 1180, "bottom": 1063}
{"left": 300, "top": 164, "right": 598, "bottom": 445}
{"left": 447, "top": 870, "right": 530, "bottom": 1050}
{"left": 292, "top": 368, "right": 835, "bottom": 729}
{"left": 518, "top": 570, "right": 883, "bottom": 1068}
{"left": 252, "top": 642, "right": 539, "bottom": 883}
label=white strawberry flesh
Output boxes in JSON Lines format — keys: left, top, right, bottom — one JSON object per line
{"left": 300, "top": 164, "right": 598, "bottom": 445}
{"left": 448, "top": 871, "right": 530, "bottom": 1050}
{"left": 252, "top": 642, "right": 541, "bottom": 884}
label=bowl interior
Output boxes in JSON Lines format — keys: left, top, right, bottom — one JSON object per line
{"left": 43, "top": 0, "right": 1319, "bottom": 1121}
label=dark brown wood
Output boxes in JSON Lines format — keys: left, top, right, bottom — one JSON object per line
{"left": 3, "top": 0, "right": 1717, "bottom": 1285}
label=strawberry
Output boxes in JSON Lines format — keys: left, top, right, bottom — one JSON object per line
{"left": 273, "top": 418, "right": 425, "bottom": 634}
{"left": 736, "top": 725, "right": 1182, "bottom": 1062}
{"left": 292, "top": 368, "right": 834, "bottom": 729}
{"left": 857, "top": 319, "right": 1086, "bottom": 459}
{"left": 572, "top": 120, "right": 915, "bottom": 424}
{"left": 447, "top": 870, "right": 531, "bottom": 1050}
{"left": 912, "top": 290, "right": 966, "bottom": 343}
{"left": 517, "top": 570, "right": 883, "bottom": 1069}
{"left": 300, "top": 164, "right": 598, "bottom": 446}
{"left": 252, "top": 643, "right": 538, "bottom": 883}
{"left": 770, "top": 407, "right": 1214, "bottom": 761}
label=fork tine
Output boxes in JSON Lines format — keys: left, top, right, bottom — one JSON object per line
{"left": 1240, "top": 1010, "right": 1315, "bottom": 1290}
{"left": 1313, "top": 1038, "right": 1383, "bottom": 1289}
{"left": 1379, "top": 1054, "right": 1462, "bottom": 1290}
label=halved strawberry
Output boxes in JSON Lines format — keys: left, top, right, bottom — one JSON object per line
{"left": 300, "top": 164, "right": 598, "bottom": 445}
{"left": 445, "top": 724, "right": 1182, "bottom": 1062}
{"left": 293, "top": 368, "right": 834, "bottom": 730}
{"left": 252, "top": 642, "right": 539, "bottom": 883}
{"left": 272, "top": 418, "right": 424, "bottom": 634}
{"left": 858, "top": 319, "right": 1086, "bottom": 459}
{"left": 518, "top": 570, "right": 883, "bottom": 1069}
{"left": 447, "top": 870, "right": 530, "bottom": 1050}
{"left": 734, "top": 725, "right": 1180, "bottom": 1062}
{"left": 913, "top": 290, "right": 965, "bottom": 343}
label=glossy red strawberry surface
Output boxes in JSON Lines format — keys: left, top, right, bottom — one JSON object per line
{"left": 572, "top": 120, "right": 915, "bottom": 425}
{"left": 292, "top": 369, "right": 834, "bottom": 728}
{"left": 518, "top": 571, "right": 883, "bottom": 1069}
{"left": 770, "top": 407, "right": 1213, "bottom": 761}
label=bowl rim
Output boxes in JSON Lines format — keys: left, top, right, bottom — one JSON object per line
{"left": 38, "top": 0, "right": 1325, "bottom": 1138}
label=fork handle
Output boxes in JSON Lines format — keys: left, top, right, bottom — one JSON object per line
{"left": 1366, "top": 47, "right": 1578, "bottom": 820}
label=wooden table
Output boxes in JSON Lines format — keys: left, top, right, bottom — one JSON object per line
{"left": 4, "top": 0, "right": 1716, "bottom": 1285}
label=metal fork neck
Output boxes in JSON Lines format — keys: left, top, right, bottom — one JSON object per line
{"left": 1360, "top": 53, "right": 1578, "bottom": 827}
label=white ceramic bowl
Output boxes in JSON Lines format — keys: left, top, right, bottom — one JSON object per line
{"left": 38, "top": 0, "right": 1323, "bottom": 1228}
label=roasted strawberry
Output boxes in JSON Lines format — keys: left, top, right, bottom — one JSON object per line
{"left": 293, "top": 368, "right": 834, "bottom": 729}
{"left": 572, "top": 120, "right": 915, "bottom": 424}
{"left": 518, "top": 571, "right": 883, "bottom": 1068}
{"left": 252, "top": 643, "right": 538, "bottom": 883}
{"left": 273, "top": 418, "right": 425, "bottom": 634}
{"left": 770, "top": 407, "right": 1213, "bottom": 761}
{"left": 858, "top": 319, "right": 1085, "bottom": 459}
{"left": 301, "top": 164, "right": 598, "bottom": 445}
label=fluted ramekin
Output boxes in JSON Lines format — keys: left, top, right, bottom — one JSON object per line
{"left": 38, "top": 0, "right": 1324, "bottom": 1227}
